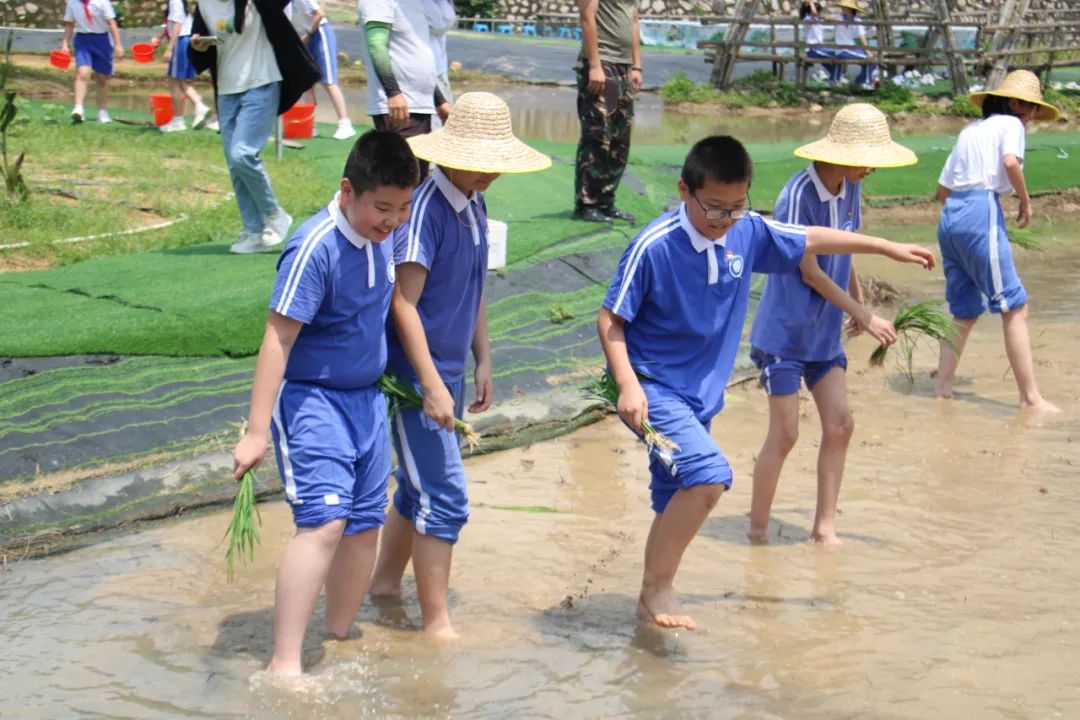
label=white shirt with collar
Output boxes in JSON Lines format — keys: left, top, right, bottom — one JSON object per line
{"left": 679, "top": 202, "right": 726, "bottom": 285}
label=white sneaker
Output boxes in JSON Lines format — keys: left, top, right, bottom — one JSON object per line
{"left": 97, "top": 109, "right": 112, "bottom": 124}
{"left": 71, "top": 105, "right": 84, "bottom": 124}
{"left": 333, "top": 120, "right": 356, "bottom": 141}
{"left": 206, "top": 119, "right": 220, "bottom": 132}
{"left": 192, "top": 103, "right": 211, "bottom": 130}
{"left": 159, "top": 118, "right": 187, "bottom": 133}
{"left": 229, "top": 230, "right": 277, "bottom": 254}
{"left": 263, "top": 210, "right": 293, "bottom": 246}
{"left": 311, "top": 126, "right": 320, "bottom": 138}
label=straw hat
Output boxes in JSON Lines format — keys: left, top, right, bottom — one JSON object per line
{"left": 969, "top": 69, "right": 1060, "bottom": 122}
{"left": 837, "top": 0, "right": 862, "bottom": 11}
{"left": 407, "top": 92, "right": 551, "bottom": 174}
{"left": 794, "top": 103, "right": 917, "bottom": 168}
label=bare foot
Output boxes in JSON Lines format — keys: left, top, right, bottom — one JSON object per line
{"left": 1021, "top": 397, "right": 1061, "bottom": 413}
{"left": 810, "top": 529, "right": 843, "bottom": 547}
{"left": 636, "top": 585, "right": 697, "bottom": 631}
{"left": 368, "top": 580, "right": 403, "bottom": 599}
{"left": 933, "top": 382, "right": 954, "bottom": 399}
{"left": 746, "top": 527, "right": 770, "bottom": 544}
{"left": 266, "top": 658, "right": 303, "bottom": 679}
{"left": 424, "top": 619, "right": 460, "bottom": 642}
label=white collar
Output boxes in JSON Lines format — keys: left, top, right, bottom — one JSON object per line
{"left": 432, "top": 167, "right": 481, "bottom": 214}
{"left": 808, "top": 163, "right": 846, "bottom": 202}
{"left": 679, "top": 202, "right": 726, "bottom": 253}
{"left": 328, "top": 192, "right": 373, "bottom": 250}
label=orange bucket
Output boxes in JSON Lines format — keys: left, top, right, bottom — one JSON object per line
{"left": 50, "top": 50, "right": 72, "bottom": 69}
{"left": 282, "top": 103, "right": 315, "bottom": 139}
{"left": 151, "top": 93, "right": 174, "bottom": 126}
{"left": 131, "top": 42, "right": 155, "bottom": 63}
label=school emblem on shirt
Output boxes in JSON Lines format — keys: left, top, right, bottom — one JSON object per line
{"left": 726, "top": 250, "right": 744, "bottom": 279}
{"left": 386, "top": 259, "right": 396, "bottom": 284}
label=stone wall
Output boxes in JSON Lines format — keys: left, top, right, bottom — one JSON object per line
{"left": 1, "top": 1, "right": 166, "bottom": 30}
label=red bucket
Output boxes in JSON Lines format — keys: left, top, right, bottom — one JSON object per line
{"left": 50, "top": 50, "right": 72, "bottom": 69}
{"left": 151, "top": 93, "right": 174, "bottom": 126}
{"left": 282, "top": 102, "right": 315, "bottom": 139}
{"left": 131, "top": 42, "right": 155, "bottom": 63}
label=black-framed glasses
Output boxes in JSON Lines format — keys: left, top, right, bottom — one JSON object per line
{"left": 693, "top": 192, "right": 752, "bottom": 221}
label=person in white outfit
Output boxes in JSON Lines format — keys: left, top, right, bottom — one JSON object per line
{"left": 422, "top": 0, "right": 456, "bottom": 107}
{"left": 287, "top": 0, "right": 356, "bottom": 140}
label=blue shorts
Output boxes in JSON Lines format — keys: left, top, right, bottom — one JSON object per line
{"left": 168, "top": 35, "right": 196, "bottom": 81}
{"left": 270, "top": 381, "right": 391, "bottom": 535}
{"left": 750, "top": 348, "right": 847, "bottom": 396}
{"left": 74, "top": 32, "right": 114, "bottom": 76}
{"left": 938, "top": 190, "right": 1028, "bottom": 319}
{"left": 308, "top": 24, "right": 338, "bottom": 85}
{"left": 633, "top": 382, "right": 733, "bottom": 514}
{"left": 390, "top": 378, "right": 469, "bottom": 544}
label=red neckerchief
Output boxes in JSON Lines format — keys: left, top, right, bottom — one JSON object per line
{"left": 80, "top": 0, "right": 93, "bottom": 23}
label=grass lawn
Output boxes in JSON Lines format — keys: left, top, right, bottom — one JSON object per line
{"left": 4, "top": 89, "right": 1080, "bottom": 359}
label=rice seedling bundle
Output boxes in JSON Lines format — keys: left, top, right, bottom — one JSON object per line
{"left": 581, "top": 369, "right": 679, "bottom": 453}
{"left": 376, "top": 373, "right": 481, "bottom": 450}
{"left": 869, "top": 300, "right": 959, "bottom": 383}
{"left": 224, "top": 468, "right": 262, "bottom": 582}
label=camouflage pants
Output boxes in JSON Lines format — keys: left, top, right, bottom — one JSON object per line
{"left": 574, "top": 60, "right": 635, "bottom": 211}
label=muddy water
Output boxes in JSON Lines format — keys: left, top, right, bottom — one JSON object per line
{"left": 4, "top": 241, "right": 1080, "bottom": 719}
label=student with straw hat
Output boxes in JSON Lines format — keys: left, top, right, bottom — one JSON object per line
{"left": 369, "top": 92, "right": 550, "bottom": 639}
{"left": 748, "top": 103, "right": 916, "bottom": 546}
{"left": 932, "top": 69, "right": 1060, "bottom": 412}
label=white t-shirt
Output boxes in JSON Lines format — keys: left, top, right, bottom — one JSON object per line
{"left": 421, "top": 0, "right": 456, "bottom": 76}
{"left": 196, "top": 0, "right": 282, "bottom": 95}
{"left": 835, "top": 19, "right": 866, "bottom": 47}
{"left": 358, "top": 0, "right": 437, "bottom": 116}
{"left": 938, "top": 115, "right": 1026, "bottom": 195}
{"left": 803, "top": 18, "right": 824, "bottom": 46}
{"left": 286, "top": 0, "right": 326, "bottom": 36}
{"left": 64, "top": 0, "right": 116, "bottom": 35}
{"left": 168, "top": 0, "right": 193, "bottom": 37}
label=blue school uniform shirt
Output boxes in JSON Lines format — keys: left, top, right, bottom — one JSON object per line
{"left": 750, "top": 164, "right": 861, "bottom": 361}
{"left": 269, "top": 193, "right": 395, "bottom": 390}
{"left": 604, "top": 204, "right": 806, "bottom": 422}
{"left": 387, "top": 167, "right": 489, "bottom": 384}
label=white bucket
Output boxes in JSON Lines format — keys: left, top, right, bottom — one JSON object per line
{"left": 487, "top": 218, "right": 507, "bottom": 270}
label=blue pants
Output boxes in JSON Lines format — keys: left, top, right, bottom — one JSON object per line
{"left": 390, "top": 379, "right": 469, "bottom": 544}
{"left": 74, "top": 32, "right": 113, "bottom": 76}
{"left": 750, "top": 348, "right": 847, "bottom": 396}
{"left": 832, "top": 48, "right": 877, "bottom": 84}
{"left": 634, "top": 383, "right": 733, "bottom": 513}
{"left": 217, "top": 82, "right": 283, "bottom": 233}
{"left": 807, "top": 47, "right": 838, "bottom": 81}
{"left": 938, "top": 190, "right": 1028, "bottom": 318}
{"left": 308, "top": 24, "right": 339, "bottom": 85}
{"left": 271, "top": 381, "right": 392, "bottom": 535}
{"left": 168, "top": 35, "right": 196, "bottom": 80}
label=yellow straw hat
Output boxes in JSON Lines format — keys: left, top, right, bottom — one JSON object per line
{"left": 837, "top": 0, "right": 862, "bottom": 11}
{"left": 407, "top": 92, "right": 551, "bottom": 174}
{"left": 968, "top": 69, "right": 1060, "bottom": 122}
{"left": 794, "top": 103, "right": 917, "bottom": 168}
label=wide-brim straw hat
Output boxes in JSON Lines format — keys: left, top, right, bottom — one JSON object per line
{"left": 407, "top": 92, "right": 551, "bottom": 174}
{"left": 794, "top": 103, "right": 918, "bottom": 168}
{"left": 837, "top": 0, "right": 862, "bottom": 11}
{"left": 969, "top": 69, "right": 1060, "bottom": 122}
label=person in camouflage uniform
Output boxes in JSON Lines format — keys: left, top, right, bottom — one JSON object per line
{"left": 574, "top": 0, "right": 642, "bottom": 223}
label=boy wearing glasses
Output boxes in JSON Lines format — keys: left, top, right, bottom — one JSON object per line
{"left": 597, "top": 135, "right": 935, "bottom": 631}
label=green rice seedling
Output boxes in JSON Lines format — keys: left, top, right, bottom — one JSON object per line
{"left": 376, "top": 373, "right": 482, "bottom": 450}
{"left": 224, "top": 468, "right": 262, "bottom": 582}
{"left": 870, "top": 300, "right": 959, "bottom": 383}
{"left": 1008, "top": 228, "right": 1043, "bottom": 252}
{"left": 581, "top": 368, "right": 679, "bottom": 453}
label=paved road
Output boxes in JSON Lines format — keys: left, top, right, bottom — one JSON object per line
{"left": 6, "top": 24, "right": 723, "bottom": 86}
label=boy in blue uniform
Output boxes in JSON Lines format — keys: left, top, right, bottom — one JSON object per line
{"left": 747, "top": 104, "right": 917, "bottom": 547}
{"left": 232, "top": 130, "right": 419, "bottom": 677}
{"left": 368, "top": 93, "right": 551, "bottom": 640}
{"left": 598, "top": 135, "right": 935, "bottom": 631}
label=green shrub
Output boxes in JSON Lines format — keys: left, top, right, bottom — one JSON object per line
{"left": 660, "top": 71, "right": 696, "bottom": 103}
{"left": 874, "top": 82, "right": 917, "bottom": 114}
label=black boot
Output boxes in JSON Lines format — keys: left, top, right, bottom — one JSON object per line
{"left": 602, "top": 206, "right": 636, "bottom": 223}
{"left": 572, "top": 206, "right": 614, "bottom": 223}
